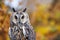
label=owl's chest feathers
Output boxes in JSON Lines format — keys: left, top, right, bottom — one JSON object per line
{"left": 10, "top": 25, "right": 23, "bottom": 33}
{"left": 10, "top": 23, "right": 27, "bottom": 33}
{"left": 9, "top": 26, "right": 23, "bottom": 38}
{"left": 9, "top": 21, "right": 31, "bottom": 37}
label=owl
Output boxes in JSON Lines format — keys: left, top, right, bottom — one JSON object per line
{"left": 9, "top": 8, "right": 35, "bottom": 40}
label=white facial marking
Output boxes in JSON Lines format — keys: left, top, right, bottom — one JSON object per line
{"left": 22, "top": 26, "right": 26, "bottom": 36}
{"left": 20, "top": 12, "right": 29, "bottom": 23}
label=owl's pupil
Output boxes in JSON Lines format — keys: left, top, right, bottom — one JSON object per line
{"left": 21, "top": 15, "right": 24, "bottom": 19}
{"left": 15, "top": 16, "right": 17, "bottom": 19}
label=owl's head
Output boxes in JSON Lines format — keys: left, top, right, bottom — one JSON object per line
{"left": 11, "top": 8, "right": 29, "bottom": 24}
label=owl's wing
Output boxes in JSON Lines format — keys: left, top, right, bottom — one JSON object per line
{"left": 24, "top": 23, "right": 36, "bottom": 40}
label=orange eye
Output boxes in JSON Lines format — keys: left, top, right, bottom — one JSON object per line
{"left": 15, "top": 15, "right": 18, "bottom": 19}
{"left": 21, "top": 15, "right": 24, "bottom": 19}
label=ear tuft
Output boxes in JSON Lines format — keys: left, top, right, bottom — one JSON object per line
{"left": 23, "top": 8, "right": 27, "bottom": 12}
{"left": 12, "top": 8, "right": 16, "bottom": 12}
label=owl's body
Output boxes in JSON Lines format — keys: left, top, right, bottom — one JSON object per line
{"left": 9, "top": 8, "right": 35, "bottom": 40}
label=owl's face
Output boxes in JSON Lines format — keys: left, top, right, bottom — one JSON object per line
{"left": 11, "top": 8, "right": 29, "bottom": 24}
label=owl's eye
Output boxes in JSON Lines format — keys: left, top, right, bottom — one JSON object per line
{"left": 21, "top": 15, "right": 24, "bottom": 19}
{"left": 15, "top": 15, "right": 18, "bottom": 19}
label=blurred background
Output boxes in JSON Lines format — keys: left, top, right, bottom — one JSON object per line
{"left": 0, "top": 0, "right": 60, "bottom": 40}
